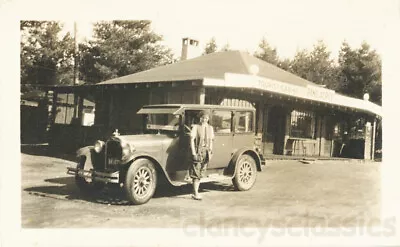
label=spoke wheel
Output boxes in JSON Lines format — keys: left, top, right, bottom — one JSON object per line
{"left": 133, "top": 167, "right": 152, "bottom": 198}
{"left": 125, "top": 159, "right": 157, "bottom": 205}
{"left": 232, "top": 154, "right": 257, "bottom": 191}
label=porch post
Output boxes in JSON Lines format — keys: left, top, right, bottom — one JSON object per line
{"left": 371, "top": 118, "right": 377, "bottom": 160}
{"left": 262, "top": 105, "right": 270, "bottom": 155}
{"left": 256, "top": 101, "right": 264, "bottom": 134}
{"left": 254, "top": 101, "right": 264, "bottom": 155}
{"left": 283, "top": 110, "right": 291, "bottom": 155}
{"left": 50, "top": 91, "right": 58, "bottom": 127}
{"left": 199, "top": 87, "right": 205, "bottom": 105}
{"left": 47, "top": 91, "right": 58, "bottom": 148}
{"left": 77, "top": 93, "right": 84, "bottom": 124}
{"left": 317, "top": 115, "right": 326, "bottom": 156}
{"left": 315, "top": 116, "right": 320, "bottom": 156}
{"left": 364, "top": 121, "right": 373, "bottom": 160}
{"left": 73, "top": 93, "right": 79, "bottom": 119}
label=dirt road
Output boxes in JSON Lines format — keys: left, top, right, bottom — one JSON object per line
{"left": 21, "top": 150, "right": 381, "bottom": 229}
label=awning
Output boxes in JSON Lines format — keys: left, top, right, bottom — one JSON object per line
{"left": 137, "top": 105, "right": 183, "bottom": 115}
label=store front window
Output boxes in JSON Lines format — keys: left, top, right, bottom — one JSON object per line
{"left": 290, "top": 110, "right": 316, "bottom": 139}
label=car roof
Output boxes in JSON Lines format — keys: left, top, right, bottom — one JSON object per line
{"left": 137, "top": 104, "right": 255, "bottom": 114}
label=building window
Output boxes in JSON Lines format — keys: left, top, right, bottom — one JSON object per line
{"left": 54, "top": 93, "right": 96, "bottom": 126}
{"left": 235, "top": 111, "right": 253, "bottom": 133}
{"left": 54, "top": 93, "right": 75, "bottom": 125}
{"left": 290, "top": 110, "right": 316, "bottom": 139}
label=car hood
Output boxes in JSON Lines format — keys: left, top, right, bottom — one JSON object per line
{"left": 109, "top": 134, "right": 175, "bottom": 150}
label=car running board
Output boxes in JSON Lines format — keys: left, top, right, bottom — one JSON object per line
{"left": 171, "top": 173, "right": 232, "bottom": 186}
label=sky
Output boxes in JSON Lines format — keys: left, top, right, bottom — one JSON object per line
{"left": 57, "top": 0, "right": 396, "bottom": 60}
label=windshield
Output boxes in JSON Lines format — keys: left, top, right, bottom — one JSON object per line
{"left": 146, "top": 113, "right": 181, "bottom": 131}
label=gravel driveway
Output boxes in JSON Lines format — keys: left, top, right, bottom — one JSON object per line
{"left": 21, "top": 149, "right": 381, "bottom": 230}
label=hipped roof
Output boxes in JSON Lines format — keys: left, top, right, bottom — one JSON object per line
{"left": 98, "top": 50, "right": 319, "bottom": 87}
{"left": 45, "top": 50, "right": 381, "bottom": 117}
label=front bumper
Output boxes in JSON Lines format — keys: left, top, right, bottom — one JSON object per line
{"left": 67, "top": 167, "right": 119, "bottom": 183}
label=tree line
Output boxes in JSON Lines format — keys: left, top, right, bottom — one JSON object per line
{"left": 20, "top": 21, "right": 381, "bottom": 105}
{"left": 20, "top": 21, "right": 174, "bottom": 89}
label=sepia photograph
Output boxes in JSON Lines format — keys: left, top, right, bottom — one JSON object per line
{"left": 1, "top": 0, "right": 399, "bottom": 246}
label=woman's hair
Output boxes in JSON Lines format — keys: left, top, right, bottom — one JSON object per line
{"left": 198, "top": 110, "right": 210, "bottom": 118}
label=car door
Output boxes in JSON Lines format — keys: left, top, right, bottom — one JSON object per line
{"left": 232, "top": 110, "right": 256, "bottom": 152}
{"left": 165, "top": 109, "right": 202, "bottom": 182}
{"left": 162, "top": 114, "right": 188, "bottom": 181}
{"left": 208, "top": 109, "right": 233, "bottom": 169}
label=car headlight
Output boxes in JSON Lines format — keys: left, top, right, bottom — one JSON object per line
{"left": 94, "top": 140, "right": 105, "bottom": 153}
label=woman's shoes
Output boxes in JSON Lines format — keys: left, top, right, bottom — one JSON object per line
{"left": 191, "top": 194, "right": 202, "bottom": 200}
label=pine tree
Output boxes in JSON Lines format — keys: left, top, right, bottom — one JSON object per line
{"left": 20, "top": 21, "right": 74, "bottom": 89}
{"left": 203, "top": 37, "right": 218, "bottom": 54}
{"left": 254, "top": 38, "right": 278, "bottom": 65}
{"left": 79, "top": 20, "right": 174, "bottom": 84}
{"left": 337, "top": 41, "right": 381, "bottom": 104}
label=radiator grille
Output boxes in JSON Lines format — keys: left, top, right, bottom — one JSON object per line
{"left": 105, "top": 140, "right": 122, "bottom": 169}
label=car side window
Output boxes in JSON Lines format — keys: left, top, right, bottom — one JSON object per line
{"left": 235, "top": 111, "right": 254, "bottom": 133}
{"left": 211, "top": 110, "right": 232, "bottom": 133}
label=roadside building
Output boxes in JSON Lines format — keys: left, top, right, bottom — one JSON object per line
{"left": 45, "top": 38, "right": 382, "bottom": 159}
{"left": 21, "top": 97, "right": 47, "bottom": 144}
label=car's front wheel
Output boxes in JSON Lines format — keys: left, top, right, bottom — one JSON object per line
{"left": 124, "top": 158, "right": 157, "bottom": 205}
{"left": 232, "top": 154, "right": 257, "bottom": 191}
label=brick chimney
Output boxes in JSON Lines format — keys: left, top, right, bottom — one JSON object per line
{"left": 181, "top": 37, "right": 200, "bottom": 60}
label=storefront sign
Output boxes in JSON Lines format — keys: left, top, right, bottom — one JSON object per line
{"left": 306, "top": 85, "right": 334, "bottom": 102}
{"left": 222, "top": 73, "right": 334, "bottom": 103}
{"left": 256, "top": 77, "right": 299, "bottom": 96}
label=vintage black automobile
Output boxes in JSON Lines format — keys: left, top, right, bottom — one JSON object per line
{"left": 67, "top": 104, "right": 263, "bottom": 204}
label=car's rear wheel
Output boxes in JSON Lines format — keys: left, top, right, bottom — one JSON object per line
{"left": 232, "top": 154, "right": 257, "bottom": 191}
{"left": 124, "top": 158, "right": 157, "bottom": 205}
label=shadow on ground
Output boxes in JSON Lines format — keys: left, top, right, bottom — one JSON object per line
{"left": 21, "top": 144, "right": 76, "bottom": 162}
{"left": 24, "top": 176, "right": 234, "bottom": 206}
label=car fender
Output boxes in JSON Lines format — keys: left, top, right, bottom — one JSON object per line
{"left": 76, "top": 146, "right": 94, "bottom": 158}
{"left": 122, "top": 152, "right": 175, "bottom": 185}
{"left": 76, "top": 146, "right": 94, "bottom": 170}
{"left": 225, "top": 147, "right": 262, "bottom": 177}
{"left": 122, "top": 151, "right": 161, "bottom": 166}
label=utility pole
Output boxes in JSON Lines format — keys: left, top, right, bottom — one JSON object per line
{"left": 73, "top": 21, "right": 79, "bottom": 119}
{"left": 74, "top": 21, "right": 79, "bottom": 85}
